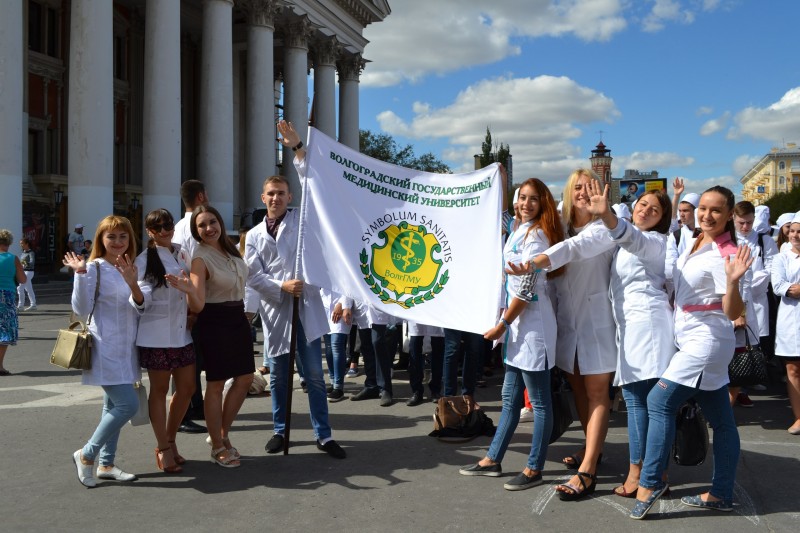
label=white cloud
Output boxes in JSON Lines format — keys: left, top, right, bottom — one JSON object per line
{"left": 727, "top": 87, "right": 800, "bottom": 142}
{"left": 683, "top": 174, "right": 741, "bottom": 196}
{"left": 732, "top": 154, "right": 762, "bottom": 177}
{"left": 613, "top": 151, "right": 696, "bottom": 171}
{"left": 642, "top": 0, "right": 695, "bottom": 32}
{"left": 362, "top": 0, "right": 627, "bottom": 87}
{"left": 699, "top": 111, "right": 730, "bottom": 136}
{"left": 696, "top": 106, "right": 713, "bottom": 116}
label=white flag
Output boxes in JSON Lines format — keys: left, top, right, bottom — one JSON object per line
{"left": 301, "top": 127, "right": 504, "bottom": 335}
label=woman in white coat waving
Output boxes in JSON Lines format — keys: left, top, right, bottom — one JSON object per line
{"left": 772, "top": 212, "right": 800, "bottom": 435}
{"left": 629, "top": 186, "right": 752, "bottom": 519}
{"left": 517, "top": 169, "right": 617, "bottom": 500}
{"left": 581, "top": 181, "right": 677, "bottom": 498}
{"left": 63, "top": 215, "right": 144, "bottom": 487}
{"left": 135, "top": 209, "right": 196, "bottom": 473}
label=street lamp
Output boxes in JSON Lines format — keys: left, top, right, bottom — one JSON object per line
{"left": 131, "top": 194, "right": 140, "bottom": 211}
{"left": 53, "top": 186, "right": 63, "bottom": 206}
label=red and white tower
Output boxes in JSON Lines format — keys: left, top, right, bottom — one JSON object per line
{"left": 590, "top": 140, "right": 613, "bottom": 188}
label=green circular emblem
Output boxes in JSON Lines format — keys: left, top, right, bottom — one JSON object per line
{"left": 391, "top": 230, "right": 426, "bottom": 273}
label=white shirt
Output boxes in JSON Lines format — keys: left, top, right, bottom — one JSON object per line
{"left": 503, "top": 223, "right": 556, "bottom": 372}
{"left": 608, "top": 220, "right": 676, "bottom": 386}
{"left": 737, "top": 230, "right": 778, "bottom": 337}
{"left": 407, "top": 321, "right": 444, "bottom": 337}
{"left": 665, "top": 234, "right": 736, "bottom": 390}
{"left": 71, "top": 260, "right": 142, "bottom": 386}
{"left": 664, "top": 224, "right": 694, "bottom": 295}
{"left": 134, "top": 245, "right": 193, "bottom": 348}
{"left": 172, "top": 211, "right": 198, "bottom": 259}
{"left": 244, "top": 209, "right": 328, "bottom": 358}
{"left": 321, "top": 289, "right": 351, "bottom": 335}
{"left": 546, "top": 219, "right": 617, "bottom": 375}
{"left": 772, "top": 248, "right": 800, "bottom": 357}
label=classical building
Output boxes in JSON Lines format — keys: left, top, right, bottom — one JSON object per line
{"left": 0, "top": 0, "right": 390, "bottom": 274}
{"left": 740, "top": 143, "right": 800, "bottom": 205}
{"left": 589, "top": 140, "right": 612, "bottom": 188}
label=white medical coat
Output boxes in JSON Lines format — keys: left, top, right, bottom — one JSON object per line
{"left": 772, "top": 248, "right": 800, "bottom": 357}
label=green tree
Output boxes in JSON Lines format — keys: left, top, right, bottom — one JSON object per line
{"left": 359, "top": 130, "right": 451, "bottom": 173}
{"left": 763, "top": 187, "right": 800, "bottom": 219}
{"left": 478, "top": 127, "right": 510, "bottom": 169}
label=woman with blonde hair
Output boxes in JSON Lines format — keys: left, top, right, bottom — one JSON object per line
{"left": 0, "top": 229, "right": 26, "bottom": 375}
{"left": 167, "top": 205, "right": 254, "bottom": 467}
{"left": 513, "top": 169, "right": 617, "bottom": 500}
{"left": 63, "top": 216, "right": 143, "bottom": 487}
{"left": 134, "top": 209, "right": 196, "bottom": 473}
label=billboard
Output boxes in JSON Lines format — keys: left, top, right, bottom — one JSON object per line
{"left": 619, "top": 178, "right": 667, "bottom": 204}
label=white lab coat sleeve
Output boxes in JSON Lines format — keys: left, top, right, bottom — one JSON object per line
{"left": 132, "top": 252, "right": 154, "bottom": 311}
{"left": 609, "top": 219, "right": 666, "bottom": 261}
{"left": 245, "top": 231, "right": 284, "bottom": 305}
{"left": 772, "top": 254, "right": 792, "bottom": 297}
{"left": 71, "top": 264, "right": 97, "bottom": 318}
{"left": 544, "top": 221, "right": 616, "bottom": 271}
{"left": 752, "top": 237, "right": 779, "bottom": 293}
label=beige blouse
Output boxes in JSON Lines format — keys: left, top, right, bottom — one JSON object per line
{"left": 194, "top": 243, "right": 247, "bottom": 303}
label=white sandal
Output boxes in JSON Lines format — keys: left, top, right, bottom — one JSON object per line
{"left": 210, "top": 447, "right": 240, "bottom": 468}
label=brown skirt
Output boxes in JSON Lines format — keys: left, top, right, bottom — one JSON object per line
{"left": 194, "top": 301, "right": 255, "bottom": 381}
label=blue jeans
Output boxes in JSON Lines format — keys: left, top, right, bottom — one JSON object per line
{"left": 443, "top": 329, "right": 484, "bottom": 397}
{"left": 324, "top": 333, "right": 348, "bottom": 391}
{"left": 621, "top": 378, "right": 658, "bottom": 464}
{"left": 359, "top": 325, "right": 393, "bottom": 394}
{"left": 486, "top": 364, "right": 552, "bottom": 470}
{"left": 408, "top": 336, "right": 444, "bottom": 396}
{"left": 82, "top": 384, "right": 139, "bottom": 466}
{"left": 641, "top": 378, "right": 740, "bottom": 501}
{"left": 268, "top": 321, "right": 331, "bottom": 441}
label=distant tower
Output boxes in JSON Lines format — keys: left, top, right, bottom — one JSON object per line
{"left": 590, "top": 139, "right": 613, "bottom": 188}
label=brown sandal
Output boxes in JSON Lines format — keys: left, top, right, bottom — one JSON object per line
{"left": 168, "top": 440, "right": 186, "bottom": 465}
{"left": 155, "top": 447, "right": 183, "bottom": 474}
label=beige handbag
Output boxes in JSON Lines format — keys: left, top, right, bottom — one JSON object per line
{"left": 50, "top": 262, "right": 100, "bottom": 370}
{"left": 128, "top": 382, "right": 150, "bottom": 426}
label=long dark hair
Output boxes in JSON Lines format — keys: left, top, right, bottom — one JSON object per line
{"left": 637, "top": 190, "right": 673, "bottom": 234}
{"left": 518, "top": 178, "right": 566, "bottom": 279}
{"left": 701, "top": 185, "right": 737, "bottom": 245}
{"left": 143, "top": 208, "right": 175, "bottom": 289}
{"left": 190, "top": 205, "right": 242, "bottom": 259}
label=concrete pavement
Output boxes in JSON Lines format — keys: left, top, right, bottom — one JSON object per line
{"left": 1, "top": 298, "right": 799, "bottom": 532}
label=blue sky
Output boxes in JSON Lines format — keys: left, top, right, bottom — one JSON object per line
{"left": 357, "top": 0, "right": 800, "bottom": 199}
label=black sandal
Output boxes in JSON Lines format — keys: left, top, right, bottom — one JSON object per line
{"left": 562, "top": 452, "right": 603, "bottom": 470}
{"left": 557, "top": 471, "right": 597, "bottom": 501}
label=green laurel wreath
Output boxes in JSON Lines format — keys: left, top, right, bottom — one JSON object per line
{"left": 360, "top": 248, "right": 449, "bottom": 309}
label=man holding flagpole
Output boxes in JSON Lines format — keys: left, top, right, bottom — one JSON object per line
{"left": 244, "top": 121, "right": 345, "bottom": 459}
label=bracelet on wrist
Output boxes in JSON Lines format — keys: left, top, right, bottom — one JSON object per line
{"left": 75, "top": 269, "right": 87, "bottom": 274}
{"left": 291, "top": 140, "right": 304, "bottom": 152}
{"left": 500, "top": 317, "right": 511, "bottom": 329}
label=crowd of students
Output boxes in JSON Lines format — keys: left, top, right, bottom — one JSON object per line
{"left": 58, "top": 121, "right": 799, "bottom": 522}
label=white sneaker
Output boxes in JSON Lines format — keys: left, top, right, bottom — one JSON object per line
{"left": 519, "top": 407, "right": 534, "bottom": 423}
{"left": 72, "top": 450, "right": 96, "bottom": 488}
{"left": 25, "top": 305, "right": 37, "bottom": 311}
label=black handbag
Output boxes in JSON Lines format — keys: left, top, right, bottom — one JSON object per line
{"left": 672, "top": 400, "right": 709, "bottom": 466}
{"left": 549, "top": 368, "right": 574, "bottom": 444}
{"left": 728, "top": 326, "right": 768, "bottom": 387}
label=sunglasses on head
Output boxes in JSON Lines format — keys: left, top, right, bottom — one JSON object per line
{"left": 149, "top": 221, "right": 175, "bottom": 233}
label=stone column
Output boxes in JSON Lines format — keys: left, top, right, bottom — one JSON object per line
{"left": 198, "top": 0, "right": 234, "bottom": 227}
{"left": 142, "top": 0, "right": 182, "bottom": 232}
{"left": 282, "top": 16, "right": 313, "bottom": 203}
{"left": 67, "top": 0, "right": 114, "bottom": 238}
{"left": 0, "top": 0, "right": 23, "bottom": 248}
{"left": 242, "top": 0, "right": 280, "bottom": 221}
{"left": 312, "top": 38, "right": 340, "bottom": 139}
{"left": 337, "top": 53, "right": 365, "bottom": 150}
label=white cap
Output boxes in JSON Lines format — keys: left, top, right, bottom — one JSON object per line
{"left": 612, "top": 203, "right": 632, "bottom": 220}
{"left": 557, "top": 201, "right": 563, "bottom": 213}
{"left": 75, "top": 223, "right": 84, "bottom": 229}
{"left": 513, "top": 187, "right": 520, "bottom": 204}
{"left": 681, "top": 193, "right": 700, "bottom": 208}
{"left": 753, "top": 205, "right": 771, "bottom": 234}
{"left": 773, "top": 212, "right": 795, "bottom": 232}
{"left": 792, "top": 211, "right": 800, "bottom": 225}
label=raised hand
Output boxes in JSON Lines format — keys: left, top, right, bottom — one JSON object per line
{"left": 277, "top": 120, "right": 300, "bottom": 148}
{"left": 672, "top": 177, "right": 685, "bottom": 197}
{"left": 585, "top": 180, "right": 610, "bottom": 217}
{"left": 165, "top": 269, "right": 194, "bottom": 294}
{"left": 725, "top": 245, "right": 754, "bottom": 283}
{"left": 62, "top": 251, "right": 86, "bottom": 272}
{"left": 115, "top": 254, "right": 138, "bottom": 286}
{"left": 505, "top": 260, "right": 531, "bottom": 276}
